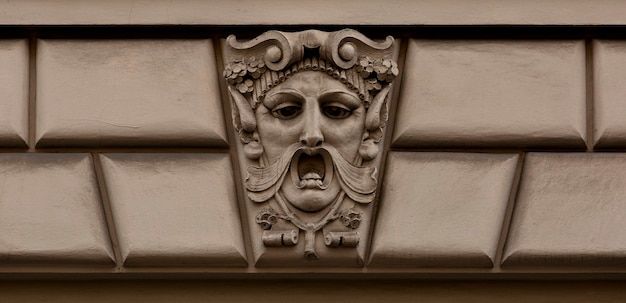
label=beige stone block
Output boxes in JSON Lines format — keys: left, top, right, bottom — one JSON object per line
{"left": 100, "top": 153, "right": 246, "bottom": 266}
{"left": 36, "top": 39, "right": 227, "bottom": 147}
{"left": 593, "top": 40, "right": 626, "bottom": 149}
{"left": 393, "top": 40, "right": 586, "bottom": 149}
{"left": 369, "top": 152, "right": 518, "bottom": 267}
{"left": 0, "top": 40, "right": 28, "bottom": 147}
{"left": 503, "top": 153, "right": 626, "bottom": 267}
{"left": 0, "top": 154, "right": 114, "bottom": 265}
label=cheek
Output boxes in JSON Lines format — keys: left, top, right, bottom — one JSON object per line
{"left": 255, "top": 107, "right": 303, "bottom": 161}
{"left": 322, "top": 112, "right": 365, "bottom": 159}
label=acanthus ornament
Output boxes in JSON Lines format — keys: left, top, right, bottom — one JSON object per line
{"left": 223, "top": 29, "right": 397, "bottom": 261}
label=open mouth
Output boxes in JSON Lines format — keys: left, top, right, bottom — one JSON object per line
{"left": 290, "top": 148, "right": 333, "bottom": 189}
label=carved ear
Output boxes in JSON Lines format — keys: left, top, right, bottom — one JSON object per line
{"left": 228, "top": 86, "right": 256, "bottom": 133}
{"left": 365, "top": 85, "right": 390, "bottom": 132}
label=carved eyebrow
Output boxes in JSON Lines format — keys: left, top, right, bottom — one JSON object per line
{"left": 263, "top": 89, "right": 304, "bottom": 108}
{"left": 319, "top": 90, "right": 361, "bottom": 108}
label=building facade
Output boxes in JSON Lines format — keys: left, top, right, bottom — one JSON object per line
{"left": 0, "top": 1, "right": 625, "bottom": 301}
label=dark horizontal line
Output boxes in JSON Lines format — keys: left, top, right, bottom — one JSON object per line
{"left": 1, "top": 25, "right": 626, "bottom": 39}
{"left": 0, "top": 270, "right": 625, "bottom": 281}
{"left": 0, "top": 147, "right": 231, "bottom": 153}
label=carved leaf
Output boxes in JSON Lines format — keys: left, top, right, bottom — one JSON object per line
{"left": 228, "top": 87, "right": 256, "bottom": 134}
{"left": 365, "top": 85, "right": 390, "bottom": 132}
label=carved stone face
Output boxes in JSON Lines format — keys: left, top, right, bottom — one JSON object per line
{"left": 226, "top": 29, "right": 396, "bottom": 260}
{"left": 255, "top": 71, "right": 366, "bottom": 212}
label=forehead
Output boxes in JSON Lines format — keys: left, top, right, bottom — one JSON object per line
{"left": 271, "top": 71, "right": 355, "bottom": 96}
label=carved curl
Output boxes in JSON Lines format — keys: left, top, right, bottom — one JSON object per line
{"left": 224, "top": 29, "right": 398, "bottom": 112}
{"left": 226, "top": 31, "right": 301, "bottom": 71}
{"left": 322, "top": 29, "right": 394, "bottom": 70}
{"left": 227, "top": 29, "right": 394, "bottom": 72}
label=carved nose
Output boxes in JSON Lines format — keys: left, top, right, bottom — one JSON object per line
{"left": 300, "top": 107, "right": 324, "bottom": 147}
{"left": 300, "top": 130, "right": 324, "bottom": 147}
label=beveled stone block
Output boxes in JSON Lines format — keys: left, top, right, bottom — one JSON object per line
{"left": 100, "top": 153, "right": 247, "bottom": 266}
{"left": 369, "top": 152, "right": 518, "bottom": 267}
{"left": 0, "top": 154, "right": 114, "bottom": 265}
{"left": 503, "top": 153, "right": 626, "bottom": 267}
{"left": 0, "top": 40, "right": 28, "bottom": 147}
{"left": 393, "top": 40, "right": 586, "bottom": 149}
{"left": 36, "top": 39, "right": 227, "bottom": 147}
{"left": 593, "top": 40, "right": 626, "bottom": 149}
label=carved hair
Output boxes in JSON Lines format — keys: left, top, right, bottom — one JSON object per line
{"left": 223, "top": 29, "right": 398, "bottom": 109}
{"left": 223, "top": 29, "right": 398, "bottom": 161}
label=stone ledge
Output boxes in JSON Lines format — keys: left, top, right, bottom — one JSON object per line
{"left": 1, "top": 280, "right": 625, "bottom": 303}
{"left": 1, "top": 1, "right": 626, "bottom": 26}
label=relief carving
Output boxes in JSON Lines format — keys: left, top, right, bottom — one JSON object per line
{"left": 223, "top": 29, "right": 398, "bottom": 260}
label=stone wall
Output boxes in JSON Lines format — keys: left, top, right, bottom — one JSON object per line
{"left": 0, "top": 0, "right": 625, "bottom": 301}
{"left": 1, "top": 34, "right": 624, "bottom": 275}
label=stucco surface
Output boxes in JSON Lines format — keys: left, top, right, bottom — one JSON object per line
{"left": 0, "top": 39, "right": 28, "bottom": 147}
{"left": 503, "top": 153, "right": 626, "bottom": 267}
{"left": 393, "top": 40, "right": 587, "bottom": 149}
{"left": 36, "top": 39, "right": 227, "bottom": 147}
{"left": 593, "top": 40, "right": 626, "bottom": 149}
{"left": 369, "top": 152, "right": 518, "bottom": 267}
{"left": 100, "top": 153, "right": 246, "bottom": 266}
{"left": 0, "top": 154, "right": 114, "bottom": 265}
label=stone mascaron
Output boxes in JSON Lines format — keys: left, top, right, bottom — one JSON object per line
{"left": 223, "top": 29, "right": 398, "bottom": 260}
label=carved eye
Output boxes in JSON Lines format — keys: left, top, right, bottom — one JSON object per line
{"left": 322, "top": 104, "right": 352, "bottom": 119}
{"left": 271, "top": 103, "right": 302, "bottom": 119}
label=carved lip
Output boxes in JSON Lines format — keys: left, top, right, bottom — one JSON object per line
{"left": 290, "top": 148, "right": 333, "bottom": 190}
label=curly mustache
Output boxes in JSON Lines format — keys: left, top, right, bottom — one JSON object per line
{"left": 245, "top": 143, "right": 377, "bottom": 204}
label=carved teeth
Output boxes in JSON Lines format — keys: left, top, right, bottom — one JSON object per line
{"left": 302, "top": 172, "right": 322, "bottom": 180}
{"left": 290, "top": 149, "right": 334, "bottom": 190}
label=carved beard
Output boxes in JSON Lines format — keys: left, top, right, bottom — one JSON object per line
{"left": 245, "top": 143, "right": 377, "bottom": 208}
